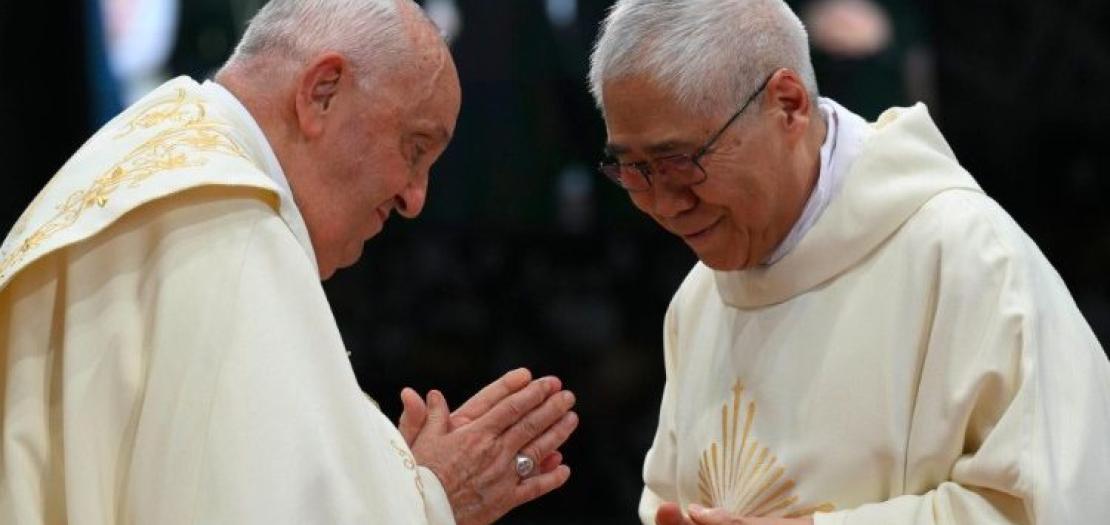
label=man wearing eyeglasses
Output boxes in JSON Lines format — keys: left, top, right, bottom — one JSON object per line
{"left": 589, "top": 1, "right": 1110, "bottom": 524}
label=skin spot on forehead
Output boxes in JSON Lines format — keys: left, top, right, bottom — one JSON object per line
{"left": 391, "top": 4, "right": 454, "bottom": 110}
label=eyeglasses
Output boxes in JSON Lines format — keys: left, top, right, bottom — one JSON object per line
{"left": 598, "top": 74, "right": 773, "bottom": 192}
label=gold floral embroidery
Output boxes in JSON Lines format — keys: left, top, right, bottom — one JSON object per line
{"left": 391, "top": 439, "right": 426, "bottom": 498}
{"left": 697, "top": 380, "right": 834, "bottom": 518}
{"left": 0, "top": 88, "right": 254, "bottom": 281}
{"left": 115, "top": 87, "right": 204, "bottom": 138}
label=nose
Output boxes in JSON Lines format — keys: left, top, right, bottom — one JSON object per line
{"left": 649, "top": 179, "right": 697, "bottom": 219}
{"left": 394, "top": 176, "right": 428, "bottom": 219}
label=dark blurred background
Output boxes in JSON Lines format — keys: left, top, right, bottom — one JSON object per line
{"left": 1, "top": 0, "right": 1108, "bottom": 522}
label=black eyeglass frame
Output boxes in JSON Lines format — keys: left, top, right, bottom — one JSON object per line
{"left": 599, "top": 72, "right": 775, "bottom": 192}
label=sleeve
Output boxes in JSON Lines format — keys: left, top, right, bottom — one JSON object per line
{"left": 126, "top": 194, "right": 455, "bottom": 525}
{"left": 418, "top": 467, "right": 457, "bottom": 525}
{"left": 639, "top": 301, "right": 683, "bottom": 525}
{"left": 815, "top": 195, "right": 1110, "bottom": 525}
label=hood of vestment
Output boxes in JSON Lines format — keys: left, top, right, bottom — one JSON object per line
{"left": 713, "top": 104, "right": 983, "bottom": 308}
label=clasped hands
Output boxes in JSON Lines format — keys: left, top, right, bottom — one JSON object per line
{"left": 397, "top": 368, "right": 579, "bottom": 525}
{"left": 655, "top": 502, "right": 814, "bottom": 525}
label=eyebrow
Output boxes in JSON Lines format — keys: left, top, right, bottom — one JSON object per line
{"left": 604, "top": 139, "right": 700, "bottom": 159}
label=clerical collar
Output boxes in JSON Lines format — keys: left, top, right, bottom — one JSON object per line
{"left": 762, "top": 98, "right": 870, "bottom": 266}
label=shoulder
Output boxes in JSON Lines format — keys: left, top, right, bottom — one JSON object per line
{"left": 904, "top": 189, "right": 1079, "bottom": 330}
{"left": 75, "top": 185, "right": 306, "bottom": 290}
{"left": 668, "top": 262, "right": 717, "bottom": 319}
{"left": 907, "top": 190, "right": 1042, "bottom": 273}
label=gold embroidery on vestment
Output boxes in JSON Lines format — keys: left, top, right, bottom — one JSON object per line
{"left": 697, "top": 380, "right": 835, "bottom": 518}
{"left": 0, "top": 88, "right": 253, "bottom": 281}
{"left": 390, "top": 439, "right": 426, "bottom": 498}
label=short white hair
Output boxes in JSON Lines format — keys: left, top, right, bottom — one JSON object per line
{"left": 224, "top": 0, "right": 417, "bottom": 86}
{"left": 589, "top": 0, "right": 819, "bottom": 117}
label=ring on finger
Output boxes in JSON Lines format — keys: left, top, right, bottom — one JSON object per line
{"left": 514, "top": 453, "right": 535, "bottom": 478}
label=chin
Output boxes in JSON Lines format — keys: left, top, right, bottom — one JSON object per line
{"left": 343, "top": 245, "right": 365, "bottom": 268}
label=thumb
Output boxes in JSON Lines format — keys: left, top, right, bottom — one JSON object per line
{"left": 687, "top": 504, "right": 729, "bottom": 524}
{"left": 656, "top": 502, "right": 691, "bottom": 525}
{"left": 424, "top": 390, "right": 452, "bottom": 435}
{"left": 398, "top": 387, "right": 427, "bottom": 446}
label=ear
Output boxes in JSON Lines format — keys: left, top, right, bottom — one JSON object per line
{"left": 294, "top": 53, "right": 348, "bottom": 139}
{"left": 765, "top": 67, "right": 815, "bottom": 143}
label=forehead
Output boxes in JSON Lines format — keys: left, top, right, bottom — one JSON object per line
{"left": 373, "top": 45, "right": 461, "bottom": 138}
{"left": 415, "top": 51, "right": 461, "bottom": 136}
{"left": 602, "top": 75, "right": 715, "bottom": 155}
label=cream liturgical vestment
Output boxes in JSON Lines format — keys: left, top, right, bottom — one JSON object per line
{"left": 639, "top": 104, "right": 1110, "bottom": 524}
{"left": 0, "top": 78, "right": 455, "bottom": 524}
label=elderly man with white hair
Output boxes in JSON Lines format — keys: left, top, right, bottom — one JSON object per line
{"left": 0, "top": 1, "right": 578, "bottom": 524}
{"left": 589, "top": 0, "right": 1110, "bottom": 524}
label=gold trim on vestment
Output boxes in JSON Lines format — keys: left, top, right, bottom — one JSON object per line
{"left": 0, "top": 88, "right": 254, "bottom": 281}
{"left": 697, "top": 380, "right": 835, "bottom": 518}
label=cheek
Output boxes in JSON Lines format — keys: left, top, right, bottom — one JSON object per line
{"left": 628, "top": 192, "right": 653, "bottom": 215}
{"left": 698, "top": 170, "right": 772, "bottom": 223}
{"left": 627, "top": 193, "right": 675, "bottom": 229}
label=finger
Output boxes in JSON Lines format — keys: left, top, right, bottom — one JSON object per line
{"left": 419, "top": 390, "right": 451, "bottom": 438}
{"left": 473, "top": 376, "right": 560, "bottom": 435}
{"left": 656, "top": 502, "right": 694, "bottom": 525}
{"left": 538, "top": 451, "right": 563, "bottom": 474}
{"left": 452, "top": 368, "right": 537, "bottom": 423}
{"left": 512, "top": 464, "right": 571, "bottom": 506}
{"left": 398, "top": 387, "right": 428, "bottom": 445}
{"left": 687, "top": 504, "right": 735, "bottom": 525}
{"left": 516, "top": 410, "right": 578, "bottom": 469}
{"left": 503, "top": 390, "right": 576, "bottom": 452}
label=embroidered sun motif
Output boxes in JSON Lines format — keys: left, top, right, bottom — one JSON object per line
{"left": 697, "top": 380, "right": 834, "bottom": 518}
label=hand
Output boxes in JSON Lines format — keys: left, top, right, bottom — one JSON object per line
{"left": 406, "top": 375, "right": 579, "bottom": 525}
{"left": 399, "top": 368, "right": 568, "bottom": 473}
{"left": 657, "top": 502, "right": 815, "bottom": 525}
{"left": 399, "top": 368, "right": 538, "bottom": 439}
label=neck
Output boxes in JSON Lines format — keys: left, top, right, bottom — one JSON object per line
{"left": 803, "top": 106, "right": 829, "bottom": 197}
{"left": 759, "top": 106, "right": 828, "bottom": 266}
{"left": 214, "top": 66, "right": 304, "bottom": 182}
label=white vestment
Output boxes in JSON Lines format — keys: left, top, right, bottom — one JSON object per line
{"left": 0, "top": 77, "right": 455, "bottom": 524}
{"left": 639, "top": 103, "right": 1110, "bottom": 524}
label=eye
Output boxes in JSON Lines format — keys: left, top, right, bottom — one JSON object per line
{"left": 404, "top": 139, "right": 424, "bottom": 167}
{"left": 408, "top": 134, "right": 435, "bottom": 164}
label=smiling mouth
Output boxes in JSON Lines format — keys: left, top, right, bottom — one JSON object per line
{"left": 681, "top": 218, "right": 721, "bottom": 242}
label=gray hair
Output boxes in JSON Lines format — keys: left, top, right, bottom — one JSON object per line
{"left": 589, "top": 0, "right": 819, "bottom": 117}
{"left": 223, "top": 0, "right": 416, "bottom": 86}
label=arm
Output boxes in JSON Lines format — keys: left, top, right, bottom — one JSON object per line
{"left": 813, "top": 196, "right": 1110, "bottom": 524}
{"left": 168, "top": 200, "right": 575, "bottom": 525}
{"left": 121, "top": 196, "right": 459, "bottom": 524}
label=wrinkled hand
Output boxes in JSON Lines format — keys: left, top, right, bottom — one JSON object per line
{"left": 657, "top": 502, "right": 814, "bottom": 525}
{"left": 401, "top": 370, "right": 579, "bottom": 525}
{"left": 398, "top": 368, "right": 571, "bottom": 473}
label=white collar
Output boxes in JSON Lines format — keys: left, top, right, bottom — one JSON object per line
{"left": 199, "top": 79, "right": 319, "bottom": 276}
{"left": 763, "top": 98, "right": 871, "bottom": 265}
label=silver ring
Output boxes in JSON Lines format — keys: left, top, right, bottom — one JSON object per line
{"left": 514, "top": 454, "right": 535, "bottom": 478}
